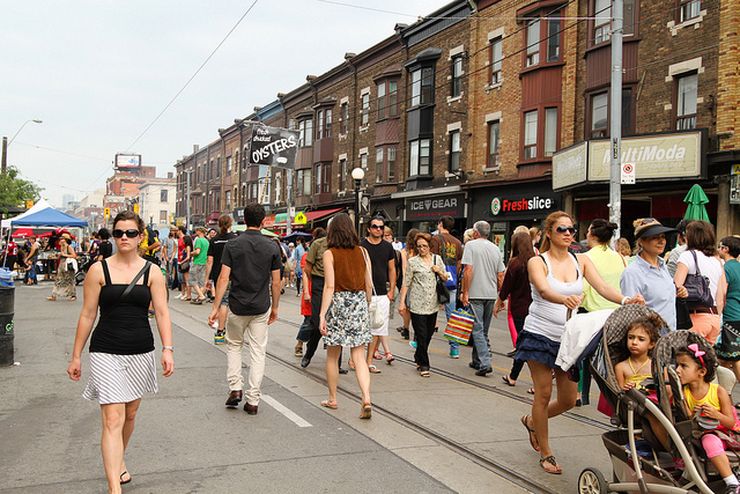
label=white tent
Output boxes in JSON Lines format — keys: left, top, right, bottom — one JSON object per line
{"left": 1, "top": 199, "right": 53, "bottom": 229}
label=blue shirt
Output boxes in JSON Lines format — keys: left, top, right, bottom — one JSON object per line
{"left": 620, "top": 255, "right": 676, "bottom": 330}
{"left": 293, "top": 244, "right": 305, "bottom": 273}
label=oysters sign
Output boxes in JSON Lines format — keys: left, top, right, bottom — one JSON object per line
{"left": 249, "top": 125, "right": 300, "bottom": 168}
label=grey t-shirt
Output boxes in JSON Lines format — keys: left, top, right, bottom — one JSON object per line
{"left": 461, "top": 238, "right": 505, "bottom": 300}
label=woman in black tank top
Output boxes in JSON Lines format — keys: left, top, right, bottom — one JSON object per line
{"left": 66, "top": 211, "right": 174, "bottom": 493}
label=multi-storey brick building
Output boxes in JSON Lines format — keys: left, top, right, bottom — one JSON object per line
{"left": 173, "top": 0, "right": 738, "bottom": 241}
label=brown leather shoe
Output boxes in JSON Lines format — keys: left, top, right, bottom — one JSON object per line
{"left": 225, "top": 390, "right": 242, "bottom": 408}
{"left": 243, "top": 402, "right": 258, "bottom": 415}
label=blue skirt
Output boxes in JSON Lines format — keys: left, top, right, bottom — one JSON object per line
{"left": 515, "top": 331, "right": 560, "bottom": 369}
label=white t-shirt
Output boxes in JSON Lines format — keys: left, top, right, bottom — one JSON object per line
{"left": 461, "top": 238, "right": 505, "bottom": 300}
{"left": 677, "top": 249, "right": 724, "bottom": 300}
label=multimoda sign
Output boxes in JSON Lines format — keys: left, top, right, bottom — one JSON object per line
{"left": 490, "top": 196, "right": 555, "bottom": 216}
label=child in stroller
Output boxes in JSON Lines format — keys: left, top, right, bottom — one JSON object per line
{"left": 675, "top": 341, "right": 740, "bottom": 493}
{"left": 615, "top": 315, "right": 661, "bottom": 392}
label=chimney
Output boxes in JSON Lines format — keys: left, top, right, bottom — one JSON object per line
{"left": 193, "top": 144, "right": 199, "bottom": 154}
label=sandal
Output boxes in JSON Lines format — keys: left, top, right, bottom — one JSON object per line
{"left": 369, "top": 365, "right": 381, "bottom": 374}
{"left": 373, "top": 351, "right": 382, "bottom": 360}
{"left": 420, "top": 370, "right": 430, "bottom": 377}
{"left": 320, "top": 400, "right": 338, "bottom": 410}
{"left": 527, "top": 387, "right": 535, "bottom": 395}
{"left": 385, "top": 353, "right": 395, "bottom": 365}
{"left": 46, "top": 296, "right": 56, "bottom": 301}
{"left": 69, "top": 296, "right": 77, "bottom": 301}
{"left": 502, "top": 375, "right": 516, "bottom": 387}
{"left": 520, "top": 415, "right": 540, "bottom": 452}
{"left": 360, "top": 402, "right": 372, "bottom": 419}
{"left": 120, "top": 470, "right": 132, "bottom": 485}
{"left": 539, "top": 455, "right": 562, "bottom": 475}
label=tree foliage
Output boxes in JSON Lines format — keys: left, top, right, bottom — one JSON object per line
{"left": 0, "top": 166, "right": 42, "bottom": 211}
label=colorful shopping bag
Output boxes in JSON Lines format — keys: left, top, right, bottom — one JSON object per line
{"left": 444, "top": 308, "right": 474, "bottom": 345}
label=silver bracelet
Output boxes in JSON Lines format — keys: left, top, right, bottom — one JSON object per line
{"left": 163, "top": 346, "right": 174, "bottom": 352}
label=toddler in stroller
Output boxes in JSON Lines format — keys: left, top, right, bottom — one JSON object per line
{"left": 580, "top": 305, "right": 737, "bottom": 494}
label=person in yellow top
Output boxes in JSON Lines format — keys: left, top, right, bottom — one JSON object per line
{"left": 615, "top": 315, "right": 661, "bottom": 391}
{"left": 138, "top": 226, "right": 161, "bottom": 265}
{"left": 582, "top": 219, "right": 626, "bottom": 312}
{"left": 676, "top": 341, "right": 740, "bottom": 493}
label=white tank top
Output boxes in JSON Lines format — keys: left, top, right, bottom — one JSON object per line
{"left": 523, "top": 251, "right": 584, "bottom": 343}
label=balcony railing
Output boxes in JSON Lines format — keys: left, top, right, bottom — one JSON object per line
{"left": 676, "top": 114, "right": 696, "bottom": 131}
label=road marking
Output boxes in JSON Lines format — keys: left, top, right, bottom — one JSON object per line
{"left": 261, "top": 395, "right": 312, "bottom": 428}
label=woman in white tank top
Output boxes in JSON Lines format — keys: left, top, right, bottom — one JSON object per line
{"left": 518, "top": 211, "right": 644, "bottom": 475}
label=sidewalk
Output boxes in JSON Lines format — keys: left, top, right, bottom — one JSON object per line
{"left": 0, "top": 286, "right": 455, "bottom": 493}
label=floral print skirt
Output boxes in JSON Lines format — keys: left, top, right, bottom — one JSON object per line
{"left": 325, "top": 291, "right": 372, "bottom": 348}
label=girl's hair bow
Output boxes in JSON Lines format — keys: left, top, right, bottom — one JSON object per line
{"left": 688, "top": 343, "right": 706, "bottom": 368}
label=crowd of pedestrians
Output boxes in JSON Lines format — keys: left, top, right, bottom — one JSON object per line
{"left": 58, "top": 199, "right": 740, "bottom": 490}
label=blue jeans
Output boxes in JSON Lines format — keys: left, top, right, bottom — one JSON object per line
{"left": 444, "top": 289, "right": 459, "bottom": 351}
{"left": 25, "top": 263, "right": 37, "bottom": 284}
{"left": 296, "top": 316, "right": 312, "bottom": 342}
{"left": 469, "top": 299, "right": 494, "bottom": 369}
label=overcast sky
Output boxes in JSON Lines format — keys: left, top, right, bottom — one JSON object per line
{"left": 1, "top": 0, "right": 449, "bottom": 207}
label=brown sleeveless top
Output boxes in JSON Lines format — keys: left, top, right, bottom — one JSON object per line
{"left": 330, "top": 246, "right": 366, "bottom": 292}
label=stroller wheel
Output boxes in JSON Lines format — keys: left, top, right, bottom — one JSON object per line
{"left": 578, "top": 468, "right": 607, "bottom": 494}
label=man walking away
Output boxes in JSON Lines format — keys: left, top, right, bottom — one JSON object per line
{"left": 206, "top": 215, "right": 237, "bottom": 342}
{"left": 209, "top": 203, "right": 281, "bottom": 415}
{"left": 302, "top": 228, "right": 327, "bottom": 368}
{"left": 164, "top": 230, "right": 179, "bottom": 290}
{"left": 189, "top": 227, "right": 210, "bottom": 304}
{"left": 431, "top": 215, "right": 464, "bottom": 359}
{"left": 361, "top": 216, "right": 397, "bottom": 370}
{"left": 460, "top": 221, "right": 505, "bottom": 376}
{"left": 293, "top": 237, "right": 306, "bottom": 296}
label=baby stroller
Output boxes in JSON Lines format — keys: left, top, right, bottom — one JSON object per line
{"left": 74, "top": 254, "right": 92, "bottom": 285}
{"left": 578, "top": 305, "right": 733, "bottom": 494}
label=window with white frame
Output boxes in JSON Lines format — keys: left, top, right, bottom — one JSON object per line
{"left": 377, "top": 82, "right": 386, "bottom": 119}
{"left": 676, "top": 72, "right": 698, "bottom": 130}
{"left": 523, "top": 110, "right": 538, "bottom": 159}
{"left": 526, "top": 20, "right": 540, "bottom": 67}
{"left": 325, "top": 108, "right": 332, "bottom": 137}
{"left": 314, "top": 164, "right": 322, "bottom": 194}
{"left": 449, "top": 130, "right": 461, "bottom": 172}
{"left": 225, "top": 191, "right": 232, "bottom": 210}
{"left": 226, "top": 156, "right": 232, "bottom": 174}
{"left": 339, "top": 159, "right": 348, "bottom": 190}
{"left": 547, "top": 18, "right": 560, "bottom": 62}
{"left": 680, "top": 0, "right": 701, "bottom": 22}
{"left": 376, "top": 148, "right": 384, "bottom": 182}
{"left": 487, "top": 120, "right": 500, "bottom": 168}
{"left": 361, "top": 93, "right": 370, "bottom": 126}
{"left": 451, "top": 55, "right": 463, "bottom": 98}
{"left": 160, "top": 189, "right": 168, "bottom": 202}
{"left": 411, "top": 67, "right": 434, "bottom": 106}
{"left": 490, "top": 37, "right": 503, "bottom": 84}
{"left": 593, "top": 0, "right": 611, "bottom": 44}
{"left": 544, "top": 108, "right": 558, "bottom": 157}
{"left": 160, "top": 210, "right": 168, "bottom": 222}
{"left": 340, "top": 102, "right": 349, "bottom": 134}
{"left": 317, "top": 109, "right": 325, "bottom": 139}
{"left": 590, "top": 92, "right": 608, "bottom": 138}
{"left": 298, "top": 118, "right": 313, "bottom": 147}
{"left": 409, "top": 139, "right": 431, "bottom": 176}
{"left": 387, "top": 146, "right": 396, "bottom": 181}
{"left": 360, "top": 152, "right": 368, "bottom": 169}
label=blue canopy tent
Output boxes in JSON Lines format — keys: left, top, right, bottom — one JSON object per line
{"left": 11, "top": 208, "right": 87, "bottom": 227}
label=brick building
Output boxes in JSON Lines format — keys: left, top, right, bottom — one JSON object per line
{"left": 173, "top": 0, "right": 738, "bottom": 241}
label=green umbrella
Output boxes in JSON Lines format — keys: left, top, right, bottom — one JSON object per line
{"left": 683, "top": 184, "right": 710, "bottom": 222}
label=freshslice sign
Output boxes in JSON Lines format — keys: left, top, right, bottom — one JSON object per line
{"left": 491, "top": 196, "right": 555, "bottom": 216}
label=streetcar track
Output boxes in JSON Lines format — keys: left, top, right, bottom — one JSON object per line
{"left": 276, "top": 315, "right": 612, "bottom": 432}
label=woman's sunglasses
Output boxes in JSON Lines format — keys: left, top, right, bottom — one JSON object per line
{"left": 555, "top": 226, "right": 577, "bottom": 235}
{"left": 112, "top": 229, "right": 141, "bottom": 239}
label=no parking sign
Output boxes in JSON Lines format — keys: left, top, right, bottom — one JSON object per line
{"left": 621, "top": 162, "right": 635, "bottom": 184}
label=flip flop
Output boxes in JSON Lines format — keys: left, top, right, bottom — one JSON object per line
{"left": 320, "top": 400, "right": 338, "bottom": 410}
{"left": 521, "top": 415, "right": 540, "bottom": 452}
{"left": 369, "top": 365, "right": 381, "bottom": 374}
{"left": 385, "top": 353, "right": 395, "bottom": 365}
{"left": 501, "top": 375, "right": 516, "bottom": 387}
{"left": 373, "top": 351, "right": 383, "bottom": 360}
{"left": 527, "top": 387, "right": 535, "bottom": 395}
{"left": 120, "top": 471, "right": 132, "bottom": 485}
{"left": 539, "top": 455, "right": 562, "bottom": 475}
{"left": 360, "top": 402, "right": 372, "bottom": 419}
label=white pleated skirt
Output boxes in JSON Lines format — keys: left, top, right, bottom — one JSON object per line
{"left": 83, "top": 351, "right": 158, "bottom": 404}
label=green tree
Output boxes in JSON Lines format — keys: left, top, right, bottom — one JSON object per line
{"left": 0, "top": 166, "right": 42, "bottom": 210}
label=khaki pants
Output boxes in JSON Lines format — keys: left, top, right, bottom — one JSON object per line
{"left": 226, "top": 309, "right": 270, "bottom": 406}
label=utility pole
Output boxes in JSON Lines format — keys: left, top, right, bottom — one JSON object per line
{"left": 1, "top": 137, "right": 7, "bottom": 174}
{"left": 609, "top": 0, "right": 624, "bottom": 240}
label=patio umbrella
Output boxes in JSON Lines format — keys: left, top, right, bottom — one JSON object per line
{"left": 683, "top": 184, "right": 710, "bottom": 222}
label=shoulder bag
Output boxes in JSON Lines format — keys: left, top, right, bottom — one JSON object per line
{"left": 439, "top": 235, "right": 458, "bottom": 290}
{"left": 684, "top": 250, "right": 714, "bottom": 308}
{"left": 361, "top": 247, "right": 385, "bottom": 329}
{"left": 434, "top": 254, "right": 451, "bottom": 305}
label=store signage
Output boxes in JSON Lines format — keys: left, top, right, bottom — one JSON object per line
{"left": 552, "top": 142, "right": 588, "bottom": 190}
{"left": 249, "top": 125, "right": 299, "bottom": 168}
{"left": 589, "top": 131, "right": 702, "bottom": 182}
{"left": 490, "top": 195, "right": 556, "bottom": 216}
{"left": 405, "top": 193, "right": 465, "bottom": 221}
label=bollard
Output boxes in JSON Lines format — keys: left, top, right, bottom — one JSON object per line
{"left": 0, "top": 270, "right": 15, "bottom": 366}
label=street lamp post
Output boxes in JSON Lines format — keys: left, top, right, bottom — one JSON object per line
{"left": 351, "top": 167, "right": 365, "bottom": 236}
{"left": 2, "top": 119, "right": 42, "bottom": 174}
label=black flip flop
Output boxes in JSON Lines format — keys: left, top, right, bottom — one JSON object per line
{"left": 501, "top": 375, "right": 516, "bottom": 387}
{"left": 120, "top": 471, "right": 131, "bottom": 485}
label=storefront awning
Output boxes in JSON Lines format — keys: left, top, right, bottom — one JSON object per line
{"left": 302, "top": 208, "right": 343, "bottom": 223}
{"left": 270, "top": 208, "right": 343, "bottom": 228}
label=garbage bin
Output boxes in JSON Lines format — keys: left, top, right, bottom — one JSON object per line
{"left": 0, "top": 276, "right": 15, "bottom": 366}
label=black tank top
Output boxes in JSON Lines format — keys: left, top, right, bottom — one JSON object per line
{"left": 89, "top": 260, "right": 154, "bottom": 355}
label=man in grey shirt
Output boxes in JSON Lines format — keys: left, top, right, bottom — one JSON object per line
{"left": 460, "top": 221, "right": 505, "bottom": 376}
{"left": 666, "top": 219, "right": 689, "bottom": 277}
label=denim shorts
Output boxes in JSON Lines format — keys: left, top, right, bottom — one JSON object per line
{"left": 515, "top": 331, "right": 560, "bottom": 369}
